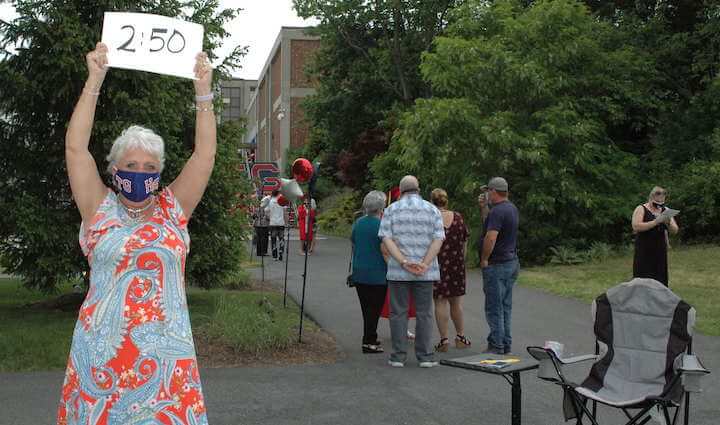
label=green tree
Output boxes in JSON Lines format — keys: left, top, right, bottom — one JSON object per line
{"left": 0, "top": 0, "right": 251, "bottom": 292}
{"left": 372, "top": 0, "right": 659, "bottom": 261}
{"left": 293, "top": 0, "right": 463, "bottom": 190}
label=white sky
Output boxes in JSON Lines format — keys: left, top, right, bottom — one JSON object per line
{"left": 0, "top": 1, "right": 318, "bottom": 80}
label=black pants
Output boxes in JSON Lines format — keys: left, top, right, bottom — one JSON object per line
{"left": 255, "top": 226, "right": 269, "bottom": 257}
{"left": 355, "top": 284, "right": 388, "bottom": 345}
{"left": 269, "top": 226, "right": 285, "bottom": 260}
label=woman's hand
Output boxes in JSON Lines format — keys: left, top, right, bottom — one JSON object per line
{"left": 193, "top": 52, "right": 212, "bottom": 96}
{"left": 85, "top": 43, "right": 109, "bottom": 90}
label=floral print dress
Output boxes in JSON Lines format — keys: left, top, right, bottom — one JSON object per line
{"left": 57, "top": 188, "right": 208, "bottom": 425}
{"left": 434, "top": 212, "right": 470, "bottom": 298}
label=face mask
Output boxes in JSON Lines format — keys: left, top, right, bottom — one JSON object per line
{"left": 113, "top": 170, "right": 160, "bottom": 203}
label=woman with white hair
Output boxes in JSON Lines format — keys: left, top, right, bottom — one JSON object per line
{"left": 351, "top": 190, "right": 389, "bottom": 353}
{"left": 58, "top": 43, "right": 214, "bottom": 424}
{"left": 632, "top": 186, "right": 679, "bottom": 286}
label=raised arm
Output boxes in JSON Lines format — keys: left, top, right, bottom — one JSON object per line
{"left": 66, "top": 43, "right": 110, "bottom": 222}
{"left": 169, "top": 53, "right": 216, "bottom": 218}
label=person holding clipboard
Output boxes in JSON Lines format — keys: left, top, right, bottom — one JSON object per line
{"left": 632, "top": 186, "right": 679, "bottom": 286}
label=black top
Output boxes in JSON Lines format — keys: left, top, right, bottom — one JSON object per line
{"left": 633, "top": 205, "right": 669, "bottom": 286}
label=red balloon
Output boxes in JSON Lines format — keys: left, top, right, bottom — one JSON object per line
{"left": 292, "top": 158, "right": 314, "bottom": 183}
{"left": 277, "top": 195, "right": 290, "bottom": 207}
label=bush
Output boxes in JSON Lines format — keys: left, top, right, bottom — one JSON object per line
{"left": 0, "top": 0, "right": 250, "bottom": 292}
{"left": 586, "top": 242, "right": 614, "bottom": 262}
{"left": 549, "top": 246, "right": 586, "bottom": 265}
{"left": 316, "top": 189, "right": 360, "bottom": 238}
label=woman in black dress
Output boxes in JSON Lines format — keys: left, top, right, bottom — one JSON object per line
{"left": 430, "top": 189, "right": 471, "bottom": 352}
{"left": 632, "top": 186, "right": 679, "bottom": 286}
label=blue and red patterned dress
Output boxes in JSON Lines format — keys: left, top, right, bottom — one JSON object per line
{"left": 57, "top": 188, "right": 208, "bottom": 425}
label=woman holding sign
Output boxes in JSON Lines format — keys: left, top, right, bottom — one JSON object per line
{"left": 58, "top": 43, "right": 213, "bottom": 424}
{"left": 632, "top": 186, "right": 679, "bottom": 286}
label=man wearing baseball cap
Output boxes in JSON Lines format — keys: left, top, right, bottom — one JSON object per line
{"left": 479, "top": 177, "right": 520, "bottom": 354}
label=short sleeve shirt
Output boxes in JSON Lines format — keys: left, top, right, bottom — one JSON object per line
{"left": 481, "top": 200, "right": 519, "bottom": 264}
{"left": 267, "top": 197, "right": 286, "bottom": 226}
{"left": 351, "top": 216, "right": 387, "bottom": 285}
{"left": 378, "top": 193, "right": 445, "bottom": 281}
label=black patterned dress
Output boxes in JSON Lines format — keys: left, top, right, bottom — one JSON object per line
{"left": 434, "top": 212, "right": 470, "bottom": 298}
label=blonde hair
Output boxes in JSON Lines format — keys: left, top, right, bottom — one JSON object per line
{"left": 648, "top": 186, "right": 667, "bottom": 202}
{"left": 431, "top": 188, "right": 449, "bottom": 208}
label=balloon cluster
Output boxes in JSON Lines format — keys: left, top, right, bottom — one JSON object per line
{"left": 279, "top": 158, "right": 315, "bottom": 203}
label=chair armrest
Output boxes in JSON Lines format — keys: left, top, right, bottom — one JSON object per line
{"left": 676, "top": 354, "right": 710, "bottom": 393}
{"left": 678, "top": 354, "right": 710, "bottom": 374}
{"left": 527, "top": 346, "right": 594, "bottom": 382}
{"left": 557, "top": 354, "right": 598, "bottom": 365}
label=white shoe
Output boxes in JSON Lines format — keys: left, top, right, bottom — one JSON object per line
{"left": 419, "top": 361, "right": 439, "bottom": 368}
{"left": 388, "top": 360, "right": 404, "bottom": 368}
{"left": 407, "top": 331, "right": 415, "bottom": 340}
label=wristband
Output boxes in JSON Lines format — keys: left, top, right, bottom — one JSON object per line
{"left": 195, "top": 93, "right": 214, "bottom": 102}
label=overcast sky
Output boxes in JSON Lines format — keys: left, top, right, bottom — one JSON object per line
{"left": 0, "top": 1, "right": 318, "bottom": 80}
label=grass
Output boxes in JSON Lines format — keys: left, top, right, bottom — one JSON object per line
{"left": 519, "top": 244, "right": 720, "bottom": 336}
{"left": 0, "top": 278, "right": 311, "bottom": 372}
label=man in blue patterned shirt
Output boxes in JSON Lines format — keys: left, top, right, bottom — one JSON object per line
{"left": 379, "top": 175, "right": 445, "bottom": 368}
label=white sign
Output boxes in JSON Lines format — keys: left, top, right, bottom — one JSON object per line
{"left": 101, "top": 12, "right": 204, "bottom": 80}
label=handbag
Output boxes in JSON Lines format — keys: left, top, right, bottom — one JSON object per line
{"left": 346, "top": 245, "right": 355, "bottom": 288}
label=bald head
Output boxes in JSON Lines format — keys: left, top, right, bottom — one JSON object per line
{"left": 399, "top": 175, "right": 419, "bottom": 194}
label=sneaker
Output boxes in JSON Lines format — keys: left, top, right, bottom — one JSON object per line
{"left": 362, "top": 344, "right": 384, "bottom": 354}
{"left": 388, "top": 360, "right": 404, "bottom": 368}
{"left": 407, "top": 330, "right": 415, "bottom": 340}
{"left": 503, "top": 347, "right": 512, "bottom": 355}
{"left": 419, "top": 361, "right": 439, "bottom": 368}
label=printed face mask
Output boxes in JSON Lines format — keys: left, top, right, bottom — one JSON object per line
{"left": 113, "top": 170, "right": 160, "bottom": 203}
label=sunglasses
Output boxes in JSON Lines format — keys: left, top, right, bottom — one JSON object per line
{"left": 653, "top": 191, "right": 667, "bottom": 196}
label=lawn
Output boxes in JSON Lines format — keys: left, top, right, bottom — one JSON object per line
{"left": 0, "top": 278, "right": 313, "bottom": 372}
{"left": 519, "top": 244, "right": 720, "bottom": 336}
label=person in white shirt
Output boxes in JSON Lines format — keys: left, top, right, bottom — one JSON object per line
{"left": 267, "top": 190, "right": 287, "bottom": 261}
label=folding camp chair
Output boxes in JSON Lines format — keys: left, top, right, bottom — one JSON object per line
{"left": 527, "top": 278, "right": 710, "bottom": 425}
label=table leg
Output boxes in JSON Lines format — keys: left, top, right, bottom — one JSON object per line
{"left": 511, "top": 371, "right": 521, "bottom": 425}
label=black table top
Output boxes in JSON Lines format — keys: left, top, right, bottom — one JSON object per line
{"left": 440, "top": 353, "right": 539, "bottom": 375}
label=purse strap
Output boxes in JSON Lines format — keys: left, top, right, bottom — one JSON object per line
{"left": 348, "top": 244, "right": 353, "bottom": 274}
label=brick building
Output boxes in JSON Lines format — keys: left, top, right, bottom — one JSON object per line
{"left": 219, "top": 78, "right": 257, "bottom": 124}
{"left": 244, "top": 27, "right": 320, "bottom": 170}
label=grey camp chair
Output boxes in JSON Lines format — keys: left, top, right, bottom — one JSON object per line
{"left": 527, "top": 278, "right": 709, "bottom": 425}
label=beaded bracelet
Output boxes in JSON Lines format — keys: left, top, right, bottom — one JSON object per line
{"left": 83, "top": 88, "right": 100, "bottom": 96}
{"left": 196, "top": 104, "right": 214, "bottom": 112}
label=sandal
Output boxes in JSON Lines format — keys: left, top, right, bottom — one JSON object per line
{"left": 362, "top": 343, "right": 384, "bottom": 354}
{"left": 435, "top": 337, "right": 450, "bottom": 352}
{"left": 455, "top": 335, "right": 472, "bottom": 348}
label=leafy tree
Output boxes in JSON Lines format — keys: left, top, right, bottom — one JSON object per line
{"left": 293, "top": 0, "right": 463, "bottom": 188}
{"left": 372, "top": 0, "right": 659, "bottom": 261}
{"left": 0, "top": 0, "right": 251, "bottom": 292}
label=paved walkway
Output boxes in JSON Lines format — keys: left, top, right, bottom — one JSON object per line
{"left": 1, "top": 234, "right": 718, "bottom": 424}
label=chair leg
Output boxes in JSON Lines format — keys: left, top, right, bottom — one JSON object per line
{"left": 625, "top": 405, "right": 655, "bottom": 425}
{"left": 592, "top": 400, "right": 597, "bottom": 420}
{"left": 575, "top": 397, "right": 601, "bottom": 425}
{"left": 662, "top": 405, "right": 673, "bottom": 425}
